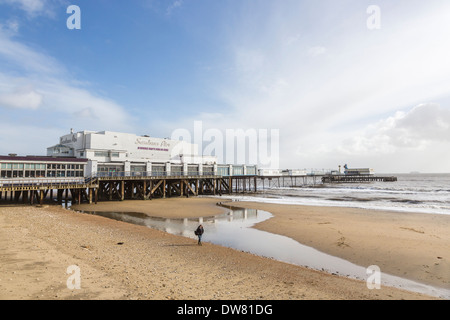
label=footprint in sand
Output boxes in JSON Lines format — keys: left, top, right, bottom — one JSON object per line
{"left": 336, "top": 236, "right": 350, "bottom": 248}
{"left": 400, "top": 227, "right": 425, "bottom": 234}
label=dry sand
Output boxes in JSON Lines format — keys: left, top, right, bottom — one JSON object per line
{"left": 0, "top": 197, "right": 448, "bottom": 300}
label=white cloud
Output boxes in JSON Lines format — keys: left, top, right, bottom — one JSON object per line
{"left": 310, "top": 103, "right": 450, "bottom": 173}
{"left": 0, "top": 85, "right": 43, "bottom": 109}
{"left": 307, "top": 46, "right": 326, "bottom": 57}
{"left": 0, "top": 27, "right": 63, "bottom": 74}
{"left": 0, "top": 122, "right": 63, "bottom": 155}
{"left": 196, "top": 1, "right": 450, "bottom": 172}
{"left": 361, "top": 104, "right": 450, "bottom": 149}
{"left": 1, "top": 19, "right": 20, "bottom": 34}
{"left": 73, "top": 107, "right": 98, "bottom": 120}
{"left": 166, "top": 0, "right": 183, "bottom": 15}
{"left": 134, "top": 1, "right": 450, "bottom": 172}
{"left": 0, "top": 25, "right": 134, "bottom": 155}
{"left": 39, "top": 79, "right": 132, "bottom": 128}
{"left": 283, "top": 34, "right": 301, "bottom": 47}
{"left": 0, "top": 0, "right": 49, "bottom": 16}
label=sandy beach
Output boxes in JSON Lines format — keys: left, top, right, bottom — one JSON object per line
{"left": 1, "top": 197, "right": 448, "bottom": 300}
{"left": 226, "top": 201, "right": 450, "bottom": 290}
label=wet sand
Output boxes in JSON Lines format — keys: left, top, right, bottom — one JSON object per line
{"left": 0, "top": 197, "right": 448, "bottom": 300}
{"left": 74, "top": 198, "right": 450, "bottom": 290}
{"left": 74, "top": 197, "right": 230, "bottom": 219}
{"left": 228, "top": 201, "right": 450, "bottom": 290}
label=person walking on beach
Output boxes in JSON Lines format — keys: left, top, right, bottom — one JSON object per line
{"left": 195, "top": 225, "right": 204, "bottom": 246}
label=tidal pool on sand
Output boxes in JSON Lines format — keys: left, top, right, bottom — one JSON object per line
{"left": 77, "top": 206, "right": 449, "bottom": 299}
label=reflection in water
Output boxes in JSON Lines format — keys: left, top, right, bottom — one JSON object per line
{"left": 77, "top": 207, "right": 449, "bottom": 299}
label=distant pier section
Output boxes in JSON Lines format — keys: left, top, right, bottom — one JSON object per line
{"left": 321, "top": 175, "right": 398, "bottom": 183}
{"left": 321, "top": 166, "right": 397, "bottom": 183}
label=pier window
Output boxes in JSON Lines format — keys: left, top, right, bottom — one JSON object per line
{"left": 66, "top": 164, "right": 84, "bottom": 177}
{"left": 98, "top": 165, "right": 123, "bottom": 177}
{"left": 24, "top": 164, "right": 46, "bottom": 178}
{"left": 36, "top": 170, "right": 45, "bottom": 178}
{"left": 36, "top": 164, "right": 46, "bottom": 178}
{"left": 246, "top": 166, "right": 257, "bottom": 175}
{"left": 12, "top": 171, "right": 23, "bottom": 178}
{"left": 12, "top": 163, "right": 24, "bottom": 178}
{"left": 95, "top": 151, "right": 109, "bottom": 157}
{"left": 25, "top": 163, "right": 35, "bottom": 177}
{"left": 188, "top": 165, "right": 199, "bottom": 176}
{"left": 171, "top": 165, "right": 183, "bottom": 176}
{"left": 1, "top": 163, "right": 12, "bottom": 178}
{"left": 232, "top": 166, "right": 244, "bottom": 176}
{"left": 1, "top": 171, "right": 12, "bottom": 178}
{"left": 203, "top": 166, "right": 214, "bottom": 175}
{"left": 152, "top": 165, "right": 166, "bottom": 177}
{"left": 26, "top": 171, "right": 36, "bottom": 178}
{"left": 131, "top": 165, "right": 145, "bottom": 177}
{"left": 0, "top": 161, "right": 83, "bottom": 179}
{"left": 217, "top": 166, "right": 230, "bottom": 176}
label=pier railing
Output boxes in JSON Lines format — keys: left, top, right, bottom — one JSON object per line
{"left": 96, "top": 171, "right": 221, "bottom": 178}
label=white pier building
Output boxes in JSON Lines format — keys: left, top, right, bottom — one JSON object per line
{"left": 46, "top": 130, "right": 256, "bottom": 177}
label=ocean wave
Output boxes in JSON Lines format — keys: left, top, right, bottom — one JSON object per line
{"left": 270, "top": 185, "right": 448, "bottom": 194}
{"left": 217, "top": 194, "right": 450, "bottom": 216}
{"left": 230, "top": 174, "right": 450, "bottom": 215}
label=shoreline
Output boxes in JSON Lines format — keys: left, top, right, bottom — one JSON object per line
{"left": 1, "top": 198, "right": 448, "bottom": 300}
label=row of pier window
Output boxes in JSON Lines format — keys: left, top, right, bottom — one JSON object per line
{"left": 0, "top": 163, "right": 84, "bottom": 178}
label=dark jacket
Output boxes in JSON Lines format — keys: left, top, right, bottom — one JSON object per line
{"left": 196, "top": 226, "right": 204, "bottom": 236}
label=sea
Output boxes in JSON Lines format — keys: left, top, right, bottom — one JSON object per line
{"left": 221, "top": 173, "right": 450, "bottom": 216}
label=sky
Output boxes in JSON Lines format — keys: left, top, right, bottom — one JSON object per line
{"left": 0, "top": 0, "right": 450, "bottom": 173}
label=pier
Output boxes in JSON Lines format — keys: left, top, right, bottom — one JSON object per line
{"left": 0, "top": 174, "right": 318, "bottom": 205}
{"left": 0, "top": 174, "right": 256, "bottom": 205}
{"left": 0, "top": 172, "right": 398, "bottom": 206}
{"left": 0, "top": 130, "right": 399, "bottom": 206}
{"left": 321, "top": 175, "right": 398, "bottom": 183}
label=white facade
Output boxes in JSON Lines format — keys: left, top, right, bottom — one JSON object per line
{"left": 48, "top": 130, "right": 218, "bottom": 176}
{"left": 345, "top": 168, "right": 375, "bottom": 176}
